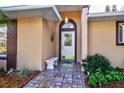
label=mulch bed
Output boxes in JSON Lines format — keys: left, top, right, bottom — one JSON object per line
{"left": 0, "top": 71, "right": 40, "bottom": 88}
{"left": 84, "top": 77, "right": 124, "bottom": 88}
{"left": 96, "top": 80, "right": 124, "bottom": 88}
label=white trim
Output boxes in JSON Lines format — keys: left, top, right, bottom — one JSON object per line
{"left": 81, "top": 7, "right": 88, "bottom": 60}
{"left": 88, "top": 11, "right": 124, "bottom": 18}
{"left": 0, "top": 5, "right": 53, "bottom": 11}
{"left": 88, "top": 11, "right": 124, "bottom": 21}
{"left": 52, "top": 6, "right": 62, "bottom": 21}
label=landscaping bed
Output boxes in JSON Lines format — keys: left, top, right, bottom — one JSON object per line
{"left": 84, "top": 75, "right": 124, "bottom": 88}
{"left": 96, "top": 80, "right": 124, "bottom": 88}
{"left": 0, "top": 71, "right": 40, "bottom": 88}
{"left": 82, "top": 53, "right": 124, "bottom": 88}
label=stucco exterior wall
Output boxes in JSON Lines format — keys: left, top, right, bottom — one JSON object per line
{"left": 41, "top": 19, "right": 56, "bottom": 70}
{"left": 55, "top": 11, "right": 81, "bottom": 62}
{"left": 17, "top": 17, "right": 56, "bottom": 71}
{"left": 89, "top": 21, "right": 124, "bottom": 68}
{"left": 17, "top": 17, "right": 43, "bottom": 70}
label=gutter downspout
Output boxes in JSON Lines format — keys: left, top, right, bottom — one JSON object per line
{"left": 52, "top": 6, "right": 62, "bottom": 21}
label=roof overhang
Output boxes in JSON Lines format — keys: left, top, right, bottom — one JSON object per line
{"left": 88, "top": 11, "right": 124, "bottom": 21}
{"left": 0, "top": 5, "right": 62, "bottom": 21}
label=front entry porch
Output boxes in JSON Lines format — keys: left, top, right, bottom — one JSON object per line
{"left": 24, "top": 62, "right": 84, "bottom": 88}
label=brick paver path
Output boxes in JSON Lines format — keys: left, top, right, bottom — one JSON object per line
{"left": 24, "top": 62, "right": 84, "bottom": 88}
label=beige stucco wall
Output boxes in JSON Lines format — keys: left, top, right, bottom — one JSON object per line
{"left": 89, "top": 21, "right": 124, "bottom": 68}
{"left": 17, "top": 17, "right": 56, "bottom": 71}
{"left": 55, "top": 11, "right": 82, "bottom": 62}
{"left": 41, "top": 19, "right": 56, "bottom": 70}
{"left": 17, "top": 17, "right": 43, "bottom": 70}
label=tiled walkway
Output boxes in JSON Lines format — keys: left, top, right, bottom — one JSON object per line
{"left": 24, "top": 62, "right": 84, "bottom": 88}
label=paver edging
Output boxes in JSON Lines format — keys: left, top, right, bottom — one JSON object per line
{"left": 22, "top": 71, "right": 41, "bottom": 88}
{"left": 81, "top": 71, "right": 89, "bottom": 88}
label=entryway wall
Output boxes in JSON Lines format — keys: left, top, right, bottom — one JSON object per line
{"left": 55, "top": 10, "right": 82, "bottom": 62}
{"left": 17, "top": 17, "right": 56, "bottom": 71}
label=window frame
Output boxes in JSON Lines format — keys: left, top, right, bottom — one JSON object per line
{"left": 116, "top": 21, "right": 124, "bottom": 45}
{"left": 59, "top": 19, "right": 77, "bottom": 62}
{"left": 0, "top": 24, "right": 7, "bottom": 59}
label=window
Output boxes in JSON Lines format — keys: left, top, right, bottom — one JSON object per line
{"left": 0, "top": 24, "right": 7, "bottom": 57}
{"left": 62, "top": 22, "right": 74, "bottom": 29}
{"left": 64, "top": 34, "right": 72, "bottom": 46}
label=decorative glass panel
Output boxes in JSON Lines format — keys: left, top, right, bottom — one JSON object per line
{"left": 62, "top": 22, "right": 74, "bottom": 29}
{"left": 64, "top": 34, "right": 72, "bottom": 46}
{"left": 0, "top": 25, "right": 7, "bottom": 55}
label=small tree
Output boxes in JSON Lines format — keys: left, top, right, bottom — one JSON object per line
{"left": 105, "top": 5, "right": 111, "bottom": 12}
{"left": 112, "top": 5, "right": 117, "bottom": 12}
{"left": 0, "top": 9, "right": 10, "bottom": 25}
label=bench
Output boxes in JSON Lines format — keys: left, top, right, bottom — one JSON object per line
{"left": 45, "top": 57, "right": 58, "bottom": 69}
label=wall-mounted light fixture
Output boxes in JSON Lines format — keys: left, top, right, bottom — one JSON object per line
{"left": 65, "top": 16, "right": 69, "bottom": 23}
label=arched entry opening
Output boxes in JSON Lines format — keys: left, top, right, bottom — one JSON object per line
{"left": 59, "top": 19, "right": 77, "bottom": 62}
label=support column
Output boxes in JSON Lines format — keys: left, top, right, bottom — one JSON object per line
{"left": 7, "top": 20, "right": 17, "bottom": 70}
{"left": 81, "top": 6, "right": 89, "bottom": 61}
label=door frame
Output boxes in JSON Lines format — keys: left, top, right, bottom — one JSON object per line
{"left": 59, "top": 19, "right": 77, "bottom": 62}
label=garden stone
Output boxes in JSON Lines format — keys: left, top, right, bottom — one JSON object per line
{"left": 7, "top": 68, "right": 16, "bottom": 75}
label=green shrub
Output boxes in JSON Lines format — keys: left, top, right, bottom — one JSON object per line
{"left": 88, "top": 68, "right": 108, "bottom": 87}
{"left": 105, "top": 74, "right": 113, "bottom": 81}
{"left": 83, "top": 54, "right": 111, "bottom": 75}
{"left": 17, "top": 67, "right": 31, "bottom": 78}
{"left": 88, "top": 74, "right": 97, "bottom": 87}
{"left": 83, "top": 53, "right": 124, "bottom": 87}
{"left": 109, "top": 70, "right": 124, "bottom": 80}
{"left": 88, "top": 68, "right": 124, "bottom": 87}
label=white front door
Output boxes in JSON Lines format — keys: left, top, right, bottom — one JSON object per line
{"left": 61, "top": 31, "right": 75, "bottom": 61}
